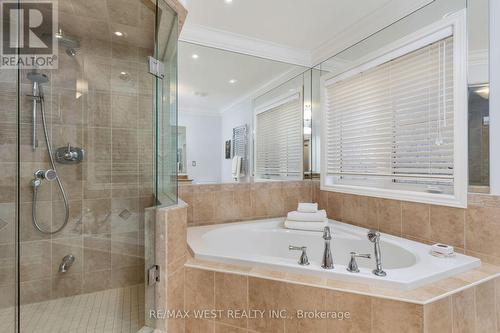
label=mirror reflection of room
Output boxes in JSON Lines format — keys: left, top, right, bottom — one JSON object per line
{"left": 178, "top": 42, "right": 309, "bottom": 184}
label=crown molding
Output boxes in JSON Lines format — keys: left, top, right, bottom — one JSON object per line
{"left": 179, "top": 23, "right": 312, "bottom": 67}
{"left": 310, "top": 0, "right": 434, "bottom": 66}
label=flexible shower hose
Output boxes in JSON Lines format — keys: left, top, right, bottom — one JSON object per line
{"left": 32, "top": 97, "right": 70, "bottom": 234}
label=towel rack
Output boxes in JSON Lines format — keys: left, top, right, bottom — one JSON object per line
{"left": 232, "top": 124, "right": 248, "bottom": 175}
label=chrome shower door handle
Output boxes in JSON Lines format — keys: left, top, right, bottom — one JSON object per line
{"left": 289, "top": 245, "right": 310, "bottom": 266}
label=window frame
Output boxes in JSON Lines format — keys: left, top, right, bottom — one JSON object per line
{"left": 320, "top": 9, "right": 468, "bottom": 208}
{"left": 254, "top": 89, "right": 304, "bottom": 181}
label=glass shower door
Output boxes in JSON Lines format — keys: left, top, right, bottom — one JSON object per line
{"left": 0, "top": 57, "right": 19, "bottom": 333}
{"left": 1, "top": 0, "right": 179, "bottom": 331}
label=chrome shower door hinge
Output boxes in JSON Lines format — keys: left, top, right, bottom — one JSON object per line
{"left": 148, "top": 264, "right": 160, "bottom": 286}
{"left": 148, "top": 56, "right": 165, "bottom": 79}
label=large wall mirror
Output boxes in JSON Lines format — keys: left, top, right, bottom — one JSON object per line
{"left": 178, "top": 41, "right": 310, "bottom": 184}
{"left": 312, "top": 0, "right": 489, "bottom": 206}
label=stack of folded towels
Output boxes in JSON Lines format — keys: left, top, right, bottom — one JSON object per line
{"left": 284, "top": 203, "right": 328, "bottom": 231}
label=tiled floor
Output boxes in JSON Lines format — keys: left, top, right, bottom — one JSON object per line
{"left": 0, "top": 285, "right": 145, "bottom": 333}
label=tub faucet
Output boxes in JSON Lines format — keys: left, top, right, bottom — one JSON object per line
{"left": 321, "top": 226, "right": 334, "bottom": 269}
{"left": 367, "top": 230, "right": 386, "bottom": 277}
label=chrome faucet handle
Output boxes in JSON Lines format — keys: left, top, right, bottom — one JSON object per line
{"left": 289, "top": 245, "right": 310, "bottom": 266}
{"left": 323, "top": 226, "right": 332, "bottom": 240}
{"left": 346, "top": 252, "right": 371, "bottom": 273}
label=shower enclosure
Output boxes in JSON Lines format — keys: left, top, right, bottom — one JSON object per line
{"left": 0, "top": 0, "right": 179, "bottom": 332}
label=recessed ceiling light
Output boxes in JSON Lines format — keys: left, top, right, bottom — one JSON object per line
{"left": 229, "top": 79, "right": 237, "bottom": 84}
{"left": 114, "top": 31, "right": 124, "bottom": 37}
{"left": 225, "top": 0, "right": 233, "bottom": 3}
{"left": 192, "top": 54, "right": 199, "bottom": 59}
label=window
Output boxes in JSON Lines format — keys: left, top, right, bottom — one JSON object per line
{"left": 321, "top": 12, "right": 467, "bottom": 207}
{"left": 255, "top": 93, "right": 303, "bottom": 180}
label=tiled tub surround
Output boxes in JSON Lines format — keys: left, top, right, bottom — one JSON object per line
{"left": 187, "top": 219, "right": 481, "bottom": 290}
{"left": 180, "top": 263, "right": 500, "bottom": 333}
{"left": 179, "top": 181, "right": 500, "bottom": 265}
{"left": 0, "top": 3, "right": 156, "bottom": 306}
{"left": 179, "top": 181, "right": 313, "bottom": 226}
{"left": 313, "top": 182, "right": 500, "bottom": 267}
{"left": 176, "top": 181, "right": 500, "bottom": 332}
{"left": 180, "top": 181, "right": 500, "bottom": 267}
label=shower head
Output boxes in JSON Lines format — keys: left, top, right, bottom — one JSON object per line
{"left": 55, "top": 29, "right": 80, "bottom": 56}
{"left": 27, "top": 72, "right": 49, "bottom": 84}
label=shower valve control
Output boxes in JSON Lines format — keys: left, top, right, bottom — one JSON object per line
{"left": 55, "top": 143, "right": 85, "bottom": 164}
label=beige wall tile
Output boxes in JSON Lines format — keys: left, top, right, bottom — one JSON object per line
{"left": 51, "top": 272, "right": 83, "bottom": 298}
{"left": 167, "top": 267, "right": 185, "bottom": 333}
{"left": 342, "top": 194, "right": 377, "bottom": 229}
{"left": 429, "top": 206, "right": 465, "bottom": 248}
{"left": 185, "top": 268, "right": 215, "bottom": 312}
{"left": 325, "top": 290, "right": 372, "bottom": 333}
{"left": 167, "top": 206, "right": 188, "bottom": 264}
{"left": 248, "top": 277, "right": 285, "bottom": 333}
{"left": 377, "top": 198, "right": 402, "bottom": 236}
{"left": 283, "top": 283, "right": 326, "bottom": 333}
{"left": 82, "top": 269, "right": 111, "bottom": 293}
{"left": 214, "top": 189, "right": 238, "bottom": 222}
{"left": 326, "top": 192, "right": 343, "bottom": 221}
{"left": 402, "top": 202, "right": 431, "bottom": 240}
{"left": 194, "top": 191, "right": 216, "bottom": 222}
{"left": 215, "top": 272, "right": 248, "bottom": 328}
{"left": 214, "top": 322, "right": 247, "bottom": 333}
{"left": 111, "top": 93, "right": 138, "bottom": 128}
{"left": 372, "top": 298, "right": 423, "bottom": 333}
{"left": 496, "top": 277, "right": 500, "bottom": 332}
{"left": 234, "top": 187, "right": 253, "bottom": 220}
{"left": 424, "top": 297, "right": 452, "bottom": 333}
{"left": 186, "top": 319, "right": 214, "bottom": 333}
{"left": 475, "top": 279, "right": 497, "bottom": 333}
{"left": 452, "top": 288, "right": 475, "bottom": 333}
{"left": 466, "top": 206, "right": 500, "bottom": 258}
{"left": 251, "top": 183, "right": 284, "bottom": 218}
{"left": 20, "top": 278, "right": 51, "bottom": 305}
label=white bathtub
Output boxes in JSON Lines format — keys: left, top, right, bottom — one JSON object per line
{"left": 187, "top": 218, "right": 481, "bottom": 290}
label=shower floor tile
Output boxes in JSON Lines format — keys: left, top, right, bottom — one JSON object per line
{"left": 0, "top": 284, "right": 145, "bottom": 333}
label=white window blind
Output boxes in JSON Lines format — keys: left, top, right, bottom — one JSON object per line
{"left": 255, "top": 94, "right": 303, "bottom": 180}
{"left": 324, "top": 36, "right": 455, "bottom": 194}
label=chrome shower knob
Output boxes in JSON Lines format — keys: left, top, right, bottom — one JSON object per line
{"left": 289, "top": 245, "right": 310, "bottom": 265}
{"left": 34, "top": 169, "right": 57, "bottom": 181}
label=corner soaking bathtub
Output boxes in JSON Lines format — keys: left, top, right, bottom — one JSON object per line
{"left": 187, "top": 218, "right": 481, "bottom": 290}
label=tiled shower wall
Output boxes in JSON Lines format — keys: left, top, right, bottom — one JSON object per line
{"left": 0, "top": 2, "right": 157, "bottom": 307}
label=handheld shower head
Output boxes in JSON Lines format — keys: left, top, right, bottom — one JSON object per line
{"left": 27, "top": 72, "right": 49, "bottom": 84}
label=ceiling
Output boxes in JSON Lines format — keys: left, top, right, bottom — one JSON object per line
{"left": 179, "top": 42, "right": 305, "bottom": 114}
{"left": 180, "top": 0, "right": 433, "bottom": 65}
{"left": 178, "top": 0, "right": 435, "bottom": 115}
{"left": 183, "top": 0, "right": 391, "bottom": 50}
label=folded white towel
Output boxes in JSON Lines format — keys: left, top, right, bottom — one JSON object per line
{"left": 231, "top": 155, "right": 242, "bottom": 180}
{"left": 284, "top": 219, "right": 327, "bottom": 232}
{"left": 297, "top": 202, "right": 318, "bottom": 213}
{"left": 287, "top": 210, "right": 327, "bottom": 222}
